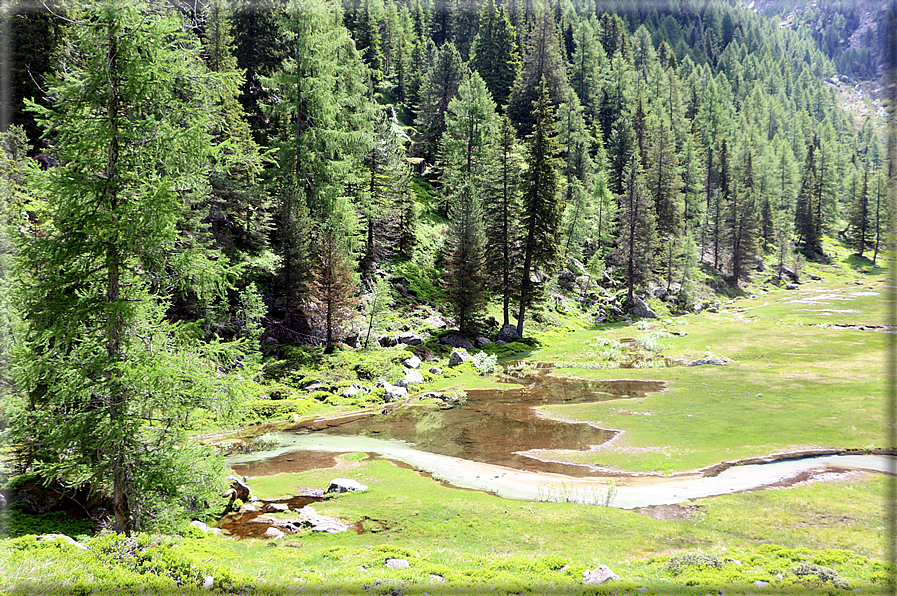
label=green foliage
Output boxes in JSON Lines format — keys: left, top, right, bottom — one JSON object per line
{"left": 472, "top": 351, "right": 498, "bottom": 374}
{"left": 0, "top": 506, "right": 94, "bottom": 540}
{"left": 394, "top": 261, "right": 447, "bottom": 305}
{"left": 666, "top": 552, "right": 723, "bottom": 576}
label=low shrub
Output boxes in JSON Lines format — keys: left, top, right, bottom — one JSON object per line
{"left": 666, "top": 553, "right": 723, "bottom": 576}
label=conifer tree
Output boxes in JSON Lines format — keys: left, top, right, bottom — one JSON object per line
{"left": 615, "top": 152, "right": 655, "bottom": 304}
{"left": 469, "top": 0, "right": 521, "bottom": 110}
{"left": 507, "top": 9, "right": 569, "bottom": 136}
{"left": 516, "top": 81, "right": 563, "bottom": 337}
{"left": 847, "top": 168, "right": 871, "bottom": 257}
{"left": 482, "top": 116, "right": 523, "bottom": 328}
{"left": 569, "top": 18, "right": 606, "bottom": 124}
{"left": 442, "top": 71, "right": 499, "bottom": 186}
{"left": 795, "top": 143, "right": 822, "bottom": 256}
{"left": 444, "top": 183, "right": 487, "bottom": 337}
{"left": 415, "top": 42, "right": 465, "bottom": 164}
{"left": 306, "top": 225, "right": 360, "bottom": 346}
{"left": 15, "top": 1, "right": 232, "bottom": 534}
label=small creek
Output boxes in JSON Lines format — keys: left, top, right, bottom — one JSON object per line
{"left": 226, "top": 369, "right": 895, "bottom": 509}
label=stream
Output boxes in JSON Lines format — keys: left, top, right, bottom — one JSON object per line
{"left": 226, "top": 370, "right": 895, "bottom": 509}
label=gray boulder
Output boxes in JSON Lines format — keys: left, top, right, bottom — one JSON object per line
{"left": 327, "top": 478, "right": 369, "bottom": 493}
{"left": 583, "top": 565, "right": 621, "bottom": 585}
{"left": 264, "top": 503, "right": 289, "bottom": 512}
{"left": 385, "top": 558, "right": 410, "bottom": 569}
{"left": 263, "top": 527, "right": 284, "bottom": 539}
{"left": 428, "top": 366, "right": 442, "bottom": 375}
{"left": 424, "top": 315, "right": 448, "bottom": 329}
{"left": 628, "top": 296, "right": 657, "bottom": 319}
{"left": 404, "top": 368, "right": 425, "bottom": 385}
{"left": 438, "top": 334, "right": 475, "bottom": 350}
{"left": 403, "top": 355, "right": 422, "bottom": 369}
{"left": 382, "top": 382, "right": 407, "bottom": 401}
{"left": 473, "top": 336, "right": 492, "bottom": 348}
{"left": 36, "top": 534, "right": 89, "bottom": 551}
{"left": 687, "top": 355, "right": 730, "bottom": 367}
{"left": 448, "top": 348, "right": 474, "bottom": 367}
{"left": 496, "top": 324, "right": 520, "bottom": 343}
{"left": 394, "top": 331, "right": 425, "bottom": 345}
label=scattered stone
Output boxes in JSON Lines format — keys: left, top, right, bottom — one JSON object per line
{"left": 628, "top": 296, "right": 657, "bottom": 319}
{"left": 202, "top": 576, "right": 215, "bottom": 590}
{"left": 636, "top": 588, "right": 648, "bottom": 594}
{"left": 428, "top": 366, "right": 442, "bottom": 375}
{"left": 429, "top": 574, "right": 446, "bottom": 582}
{"left": 753, "top": 580, "right": 769, "bottom": 589}
{"left": 263, "top": 527, "right": 284, "bottom": 539}
{"left": 265, "top": 503, "right": 289, "bottom": 513}
{"left": 403, "top": 355, "right": 422, "bottom": 369}
{"left": 497, "top": 324, "right": 520, "bottom": 343}
{"left": 395, "top": 379, "right": 410, "bottom": 389}
{"left": 785, "top": 282, "right": 799, "bottom": 290}
{"left": 394, "top": 331, "right": 425, "bottom": 345}
{"left": 582, "top": 565, "right": 621, "bottom": 585}
{"left": 36, "top": 534, "right": 89, "bottom": 550}
{"left": 725, "top": 558, "right": 742, "bottom": 566}
{"left": 377, "top": 335, "right": 396, "bottom": 347}
{"left": 189, "top": 520, "right": 210, "bottom": 533}
{"left": 298, "top": 488, "right": 325, "bottom": 498}
{"left": 438, "top": 333, "right": 475, "bottom": 350}
{"left": 424, "top": 315, "right": 447, "bottom": 329}
{"left": 385, "top": 558, "right": 410, "bottom": 569}
{"left": 292, "top": 413, "right": 301, "bottom": 423}
{"left": 382, "top": 382, "right": 407, "bottom": 401}
{"left": 448, "top": 348, "right": 474, "bottom": 367}
{"left": 687, "top": 355, "right": 730, "bottom": 367}
{"left": 288, "top": 506, "right": 350, "bottom": 533}
{"left": 327, "top": 478, "right": 369, "bottom": 493}
{"left": 473, "top": 336, "right": 492, "bottom": 348}
{"left": 404, "top": 368, "right": 425, "bottom": 385}
{"left": 240, "top": 503, "right": 257, "bottom": 513}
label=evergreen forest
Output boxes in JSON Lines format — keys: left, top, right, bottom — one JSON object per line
{"left": 0, "top": 0, "right": 894, "bottom": 593}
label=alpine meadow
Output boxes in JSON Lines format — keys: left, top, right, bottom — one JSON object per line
{"left": 0, "top": 0, "right": 895, "bottom": 594}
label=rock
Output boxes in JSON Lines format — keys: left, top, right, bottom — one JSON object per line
{"left": 395, "top": 379, "right": 410, "bottom": 389}
{"left": 297, "top": 488, "right": 326, "bottom": 498}
{"left": 264, "top": 503, "right": 289, "bottom": 512}
{"left": 202, "top": 576, "right": 215, "bottom": 590}
{"left": 636, "top": 588, "right": 648, "bottom": 594}
{"left": 438, "top": 333, "right": 475, "bottom": 350}
{"left": 377, "top": 335, "right": 396, "bottom": 347}
{"left": 473, "top": 336, "right": 492, "bottom": 348}
{"left": 583, "top": 565, "right": 621, "bottom": 585}
{"left": 264, "top": 527, "right": 284, "bottom": 539}
{"left": 36, "top": 534, "right": 89, "bottom": 550}
{"left": 753, "top": 580, "right": 769, "bottom": 589}
{"left": 687, "top": 356, "right": 730, "bottom": 367}
{"left": 404, "top": 368, "right": 425, "bottom": 385}
{"left": 385, "top": 558, "right": 410, "bottom": 569}
{"left": 291, "top": 506, "right": 350, "bottom": 533}
{"left": 448, "top": 348, "right": 474, "bottom": 367}
{"left": 424, "top": 315, "right": 448, "bottom": 329}
{"left": 570, "top": 258, "right": 588, "bottom": 276}
{"left": 383, "top": 382, "right": 407, "bottom": 401}
{"left": 726, "top": 558, "right": 742, "bottom": 566}
{"left": 785, "top": 282, "right": 799, "bottom": 290}
{"left": 327, "top": 478, "right": 369, "bottom": 493}
{"left": 497, "top": 324, "right": 520, "bottom": 343}
{"left": 292, "top": 413, "right": 301, "bottom": 423}
{"left": 224, "top": 476, "right": 251, "bottom": 502}
{"left": 403, "top": 355, "right": 422, "bottom": 369}
{"left": 341, "top": 385, "right": 361, "bottom": 397}
{"left": 429, "top": 574, "right": 446, "bottom": 582}
{"left": 428, "top": 366, "right": 442, "bottom": 375}
{"left": 394, "top": 331, "right": 425, "bottom": 346}
{"left": 628, "top": 296, "right": 657, "bottom": 319}
{"left": 189, "top": 520, "right": 210, "bottom": 533}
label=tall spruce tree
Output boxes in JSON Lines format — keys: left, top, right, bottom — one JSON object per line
{"left": 615, "top": 152, "right": 655, "bottom": 304}
{"left": 482, "top": 116, "right": 523, "bottom": 328}
{"left": 415, "top": 42, "right": 465, "bottom": 165}
{"left": 15, "top": 1, "right": 232, "bottom": 534}
{"left": 444, "top": 183, "right": 487, "bottom": 337}
{"left": 516, "top": 80, "right": 563, "bottom": 337}
{"left": 469, "top": 0, "right": 521, "bottom": 110}
{"left": 847, "top": 168, "right": 871, "bottom": 257}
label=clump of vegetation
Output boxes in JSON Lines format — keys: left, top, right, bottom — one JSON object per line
{"left": 792, "top": 562, "right": 849, "bottom": 590}
{"left": 472, "top": 351, "right": 498, "bottom": 374}
{"left": 666, "top": 553, "right": 724, "bottom": 576}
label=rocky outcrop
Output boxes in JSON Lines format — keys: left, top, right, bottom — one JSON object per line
{"left": 404, "top": 368, "right": 425, "bottom": 385}
{"left": 686, "top": 355, "right": 731, "bottom": 367}
{"left": 36, "top": 534, "right": 89, "bottom": 550}
{"left": 628, "top": 296, "right": 657, "bottom": 319}
{"left": 473, "top": 336, "right": 492, "bottom": 348}
{"left": 403, "top": 355, "right": 422, "bottom": 369}
{"left": 224, "top": 476, "right": 251, "bottom": 502}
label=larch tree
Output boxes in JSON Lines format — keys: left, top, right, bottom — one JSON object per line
{"left": 15, "top": 1, "right": 233, "bottom": 534}
{"left": 306, "top": 226, "right": 360, "bottom": 346}
{"left": 516, "top": 80, "right": 563, "bottom": 337}
{"left": 847, "top": 168, "right": 871, "bottom": 257}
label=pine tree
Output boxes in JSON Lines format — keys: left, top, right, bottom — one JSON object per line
{"left": 482, "top": 116, "right": 523, "bottom": 328}
{"left": 614, "top": 152, "right": 655, "bottom": 304}
{"left": 15, "top": 1, "right": 232, "bottom": 534}
{"left": 415, "top": 42, "right": 465, "bottom": 164}
{"left": 506, "top": 9, "right": 569, "bottom": 137}
{"left": 469, "top": 0, "right": 521, "bottom": 110}
{"left": 847, "top": 168, "right": 871, "bottom": 257}
{"left": 569, "top": 18, "right": 606, "bottom": 124}
{"left": 444, "top": 183, "right": 487, "bottom": 337}
{"left": 795, "top": 142, "right": 821, "bottom": 256}
{"left": 306, "top": 225, "right": 360, "bottom": 347}
{"left": 442, "top": 71, "right": 499, "bottom": 186}
{"left": 516, "top": 81, "right": 563, "bottom": 337}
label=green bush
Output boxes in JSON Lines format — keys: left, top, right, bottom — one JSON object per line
{"left": 666, "top": 553, "right": 723, "bottom": 576}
